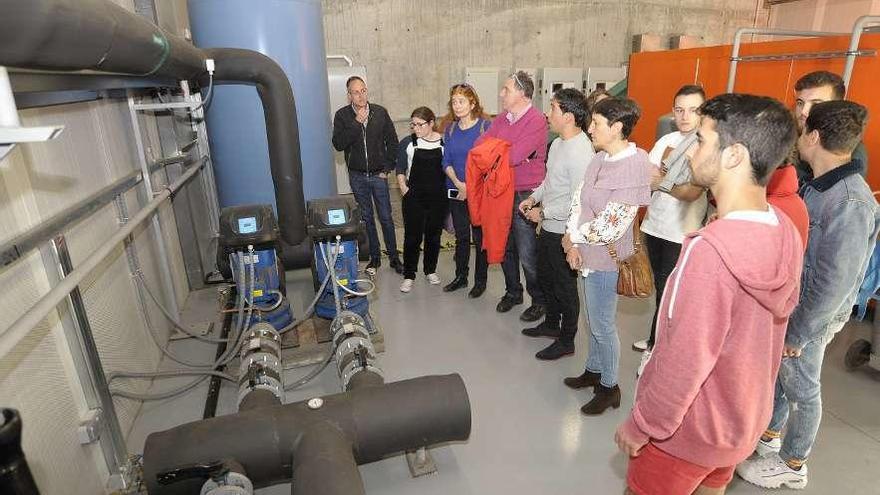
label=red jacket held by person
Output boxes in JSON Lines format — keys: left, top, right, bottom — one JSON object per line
{"left": 767, "top": 164, "right": 809, "bottom": 248}
{"left": 466, "top": 137, "right": 513, "bottom": 264}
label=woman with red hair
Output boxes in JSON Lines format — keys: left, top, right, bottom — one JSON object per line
{"left": 439, "top": 84, "right": 491, "bottom": 297}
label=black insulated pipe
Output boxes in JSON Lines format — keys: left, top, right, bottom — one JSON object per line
{"left": 0, "top": 0, "right": 307, "bottom": 247}
{"left": 292, "top": 423, "right": 365, "bottom": 495}
{"left": 142, "top": 374, "right": 471, "bottom": 494}
{"left": 0, "top": 409, "right": 40, "bottom": 495}
{"left": 0, "top": 0, "right": 204, "bottom": 79}
{"left": 203, "top": 48, "right": 306, "bottom": 248}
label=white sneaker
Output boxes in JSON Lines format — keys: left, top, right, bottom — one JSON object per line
{"left": 755, "top": 436, "right": 782, "bottom": 457}
{"left": 426, "top": 273, "right": 441, "bottom": 285}
{"left": 400, "top": 279, "right": 414, "bottom": 293}
{"left": 632, "top": 339, "right": 649, "bottom": 352}
{"left": 636, "top": 348, "right": 653, "bottom": 377}
{"left": 736, "top": 453, "right": 808, "bottom": 490}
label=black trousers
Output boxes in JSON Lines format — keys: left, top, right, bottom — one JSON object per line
{"left": 644, "top": 233, "right": 682, "bottom": 347}
{"left": 402, "top": 193, "right": 448, "bottom": 279}
{"left": 449, "top": 199, "right": 488, "bottom": 283}
{"left": 536, "top": 229, "right": 580, "bottom": 344}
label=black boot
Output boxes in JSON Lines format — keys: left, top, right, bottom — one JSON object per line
{"left": 521, "top": 322, "right": 560, "bottom": 338}
{"left": 468, "top": 283, "right": 486, "bottom": 298}
{"left": 580, "top": 384, "right": 621, "bottom": 416}
{"left": 443, "top": 275, "right": 468, "bottom": 292}
{"left": 563, "top": 369, "right": 601, "bottom": 390}
{"left": 388, "top": 256, "right": 404, "bottom": 275}
{"left": 536, "top": 340, "right": 574, "bottom": 360}
{"left": 496, "top": 294, "right": 523, "bottom": 313}
{"left": 519, "top": 304, "right": 546, "bottom": 322}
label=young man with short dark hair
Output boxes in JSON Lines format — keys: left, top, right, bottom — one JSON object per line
{"left": 519, "top": 88, "right": 594, "bottom": 360}
{"left": 737, "top": 100, "right": 879, "bottom": 490}
{"left": 792, "top": 70, "right": 868, "bottom": 183}
{"left": 633, "top": 85, "right": 708, "bottom": 359}
{"left": 615, "top": 94, "right": 803, "bottom": 495}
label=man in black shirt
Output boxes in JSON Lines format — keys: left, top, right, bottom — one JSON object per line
{"left": 332, "top": 76, "right": 403, "bottom": 274}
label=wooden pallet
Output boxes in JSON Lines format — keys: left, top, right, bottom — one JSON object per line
{"left": 280, "top": 310, "right": 384, "bottom": 369}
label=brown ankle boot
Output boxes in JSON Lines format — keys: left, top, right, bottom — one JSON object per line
{"left": 563, "top": 370, "right": 601, "bottom": 390}
{"left": 580, "top": 384, "right": 621, "bottom": 415}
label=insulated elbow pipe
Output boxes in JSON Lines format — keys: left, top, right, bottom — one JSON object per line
{"left": 202, "top": 48, "right": 306, "bottom": 248}
{"left": 142, "top": 374, "right": 471, "bottom": 494}
{"left": 292, "top": 423, "right": 365, "bottom": 495}
{"left": 0, "top": 0, "right": 307, "bottom": 247}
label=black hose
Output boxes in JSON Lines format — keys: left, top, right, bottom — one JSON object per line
{"left": 0, "top": 409, "right": 40, "bottom": 495}
{"left": 202, "top": 295, "right": 234, "bottom": 420}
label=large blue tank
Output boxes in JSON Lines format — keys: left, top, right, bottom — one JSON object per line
{"left": 187, "top": 0, "right": 335, "bottom": 209}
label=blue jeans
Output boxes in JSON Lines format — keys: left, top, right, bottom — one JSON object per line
{"left": 502, "top": 191, "right": 544, "bottom": 305}
{"left": 767, "top": 320, "right": 846, "bottom": 463}
{"left": 582, "top": 270, "right": 620, "bottom": 388}
{"left": 348, "top": 171, "right": 399, "bottom": 262}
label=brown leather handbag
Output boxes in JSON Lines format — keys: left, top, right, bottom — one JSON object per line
{"left": 607, "top": 218, "right": 654, "bottom": 298}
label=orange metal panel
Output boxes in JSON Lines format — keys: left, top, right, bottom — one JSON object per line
{"left": 628, "top": 54, "right": 699, "bottom": 149}
{"left": 628, "top": 33, "right": 880, "bottom": 190}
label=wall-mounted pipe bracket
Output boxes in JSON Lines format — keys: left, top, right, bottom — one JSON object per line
{"left": 0, "top": 67, "right": 63, "bottom": 160}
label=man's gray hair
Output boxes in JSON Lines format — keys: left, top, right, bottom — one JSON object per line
{"left": 511, "top": 71, "right": 535, "bottom": 99}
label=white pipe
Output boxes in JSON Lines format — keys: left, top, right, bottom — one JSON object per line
{"left": 0, "top": 67, "right": 21, "bottom": 128}
{"left": 726, "top": 27, "right": 848, "bottom": 93}
{"left": 842, "top": 15, "right": 880, "bottom": 93}
{"left": 326, "top": 54, "right": 353, "bottom": 67}
{"left": 0, "top": 158, "right": 205, "bottom": 360}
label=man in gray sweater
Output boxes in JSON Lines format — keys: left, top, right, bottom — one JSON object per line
{"left": 518, "top": 88, "right": 594, "bottom": 360}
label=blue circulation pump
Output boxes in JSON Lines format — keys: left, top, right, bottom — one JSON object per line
{"left": 307, "top": 197, "right": 370, "bottom": 319}
{"left": 218, "top": 205, "right": 293, "bottom": 330}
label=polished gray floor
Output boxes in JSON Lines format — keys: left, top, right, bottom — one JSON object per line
{"left": 128, "top": 251, "right": 880, "bottom": 494}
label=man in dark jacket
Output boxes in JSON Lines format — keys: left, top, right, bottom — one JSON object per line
{"left": 790, "top": 71, "right": 868, "bottom": 185}
{"left": 332, "top": 76, "right": 403, "bottom": 274}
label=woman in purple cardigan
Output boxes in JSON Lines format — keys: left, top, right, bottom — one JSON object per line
{"left": 561, "top": 98, "right": 654, "bottom": 415}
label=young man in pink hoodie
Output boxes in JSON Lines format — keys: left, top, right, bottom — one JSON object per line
{"left": 614, "top": 94, "right": 804, "bottom": 495}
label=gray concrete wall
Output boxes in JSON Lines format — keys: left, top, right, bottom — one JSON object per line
{"left": 322, "top": 0, "right": 767, "bottom": 121}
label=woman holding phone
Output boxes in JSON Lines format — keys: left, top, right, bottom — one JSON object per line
{"left": 395, "top": 107, "right": 447, "bottom": 293}
{"left": 439, "top": 83, "right": 491, "bottom": 296}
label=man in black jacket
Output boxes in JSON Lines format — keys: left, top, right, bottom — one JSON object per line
{"left": 332, "top": 76, "right": 403, "bottom": 274}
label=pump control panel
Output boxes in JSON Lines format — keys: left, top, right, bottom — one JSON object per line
{"left": 219, "top": 204, "right": 279, "bottom": 249}
{"left": 306, "top": 196, "right": 363, "bottom": 240}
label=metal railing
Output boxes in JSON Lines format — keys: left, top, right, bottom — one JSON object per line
{"left": 0, "top": 154, "right": 191, "bottom": 268}
{"left": 0, "top": 157, "right": 207, "bottom": 360}
{"left": 726, "top": 27, "right": 849, "bottom": 92}
{"left": 843, "top": 15, "right": 880, "bottom": 92}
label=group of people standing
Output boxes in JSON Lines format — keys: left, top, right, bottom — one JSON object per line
{"left": 332, "top": 69, "right": 879, "bottom": 494}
